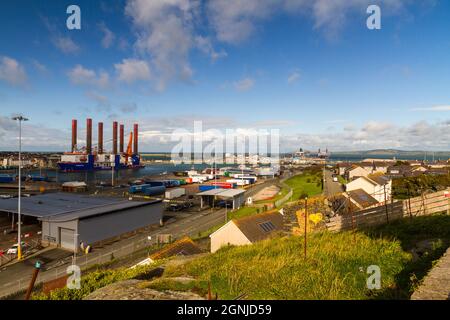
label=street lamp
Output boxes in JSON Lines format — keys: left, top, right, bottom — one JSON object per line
{"left": 12, "top": 115, "right": 28, "bottom": 261}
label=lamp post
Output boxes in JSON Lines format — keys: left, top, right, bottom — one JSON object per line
{"left": 12, "top": 115, "right": 28, "bottom": 261}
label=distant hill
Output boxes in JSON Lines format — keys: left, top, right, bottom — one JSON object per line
{"left": 329, "top": 149, "right": 450, "bottom": 161}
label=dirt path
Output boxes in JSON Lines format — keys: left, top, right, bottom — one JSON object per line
{"left": 411, "top": 247, "right": 450, "bottom": 300}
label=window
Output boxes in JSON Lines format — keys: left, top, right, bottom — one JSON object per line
{"left": 259, "top": 221, "right": 275, "bottom": 232}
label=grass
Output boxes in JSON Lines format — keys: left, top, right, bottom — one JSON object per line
{"left": 337, "top": 175, "right": 348, "bottom": 185}
{"left": 32, "top": 215, "right": 450, "bottom": 300}
{"left": 159, "top": 215, "right": 450, "bottom": 300}
{"left": 32, "top": 263, "right": 162, "bottom": 300}
{"left": 284, "top": 171, "right": 323, "bottom": 200}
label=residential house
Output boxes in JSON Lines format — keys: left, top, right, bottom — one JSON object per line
{"left": 428, "top": 161, "right": 449, "bottom": 169}
{"left": 345, "top": 165, "right": 370, "bottom": 181}
{"left": 210, "top": 211, "right": 284, "bottom": 253}
{"left": 345, "top": 175, "right": 392, "bottom": 204}
{"left": 387, "top": 165, "right": 413, "bottom": 178}
{"left": 337, "top": 162, "right": 353, "bottom": 176}
{"left": 360, "top": 161, "right": 389, "bottom": 174}
{"left": 344, "top": 189, "right": 379, "bottom": 210}
{"left": 149, "top": 236, "right": 203, "bottom": 262}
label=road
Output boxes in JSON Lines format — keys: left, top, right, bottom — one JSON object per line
{"left": 323, "top": 169, "right": 344, "bottom": 197}
{"left": 0, "top": 207, "right": 227, "bottom": 298}
{"left": 0, "top": 179, "right": 277, "bottom": 298}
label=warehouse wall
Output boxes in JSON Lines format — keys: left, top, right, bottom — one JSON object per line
{"left": 77, "top": 202, "right": 163, "bottom": 246}
{"left": 41, "top": 219, "right": 78, "bottom": 247}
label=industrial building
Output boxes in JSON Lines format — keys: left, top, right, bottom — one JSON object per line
{"left": 0, "top": 193, "right": 163, "bottom": 252}
{"left": 58, "top": 118, "right": 142, "bottom": 171}
{"left": 197, "top": 188, "right": 246, "bottom": 210}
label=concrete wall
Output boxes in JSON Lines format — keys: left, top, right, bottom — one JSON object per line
{"left": 210, "top": 221, "right": 251, "bottom": 253}
{"left": 77, "top": 202, "right": 163, "bottom": 246}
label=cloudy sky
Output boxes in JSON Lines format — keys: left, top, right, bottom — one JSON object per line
{"left": 0, "top": 0, "right": 449, "bottom": 152}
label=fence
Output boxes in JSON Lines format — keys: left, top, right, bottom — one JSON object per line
{"left": 326, "top": 188, "right": 450, "bottom": 232}
{"left": 0, "top": 236, "right": 150, "bottom": 299}
{"left": 274, "top": 189, "right": 293, "bottom": 208}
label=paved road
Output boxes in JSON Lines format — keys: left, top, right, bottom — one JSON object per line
{"left": 0, "top": 179, "right": 279, "bottom": 298}
{"left": 323, "top": 169, "right": 344, "bottom": 197}
{"left": 0, "top": 207, "right": 227, "bottom": 298}
{"left": 411, "top": 247, "right": 450, "bottom": 300}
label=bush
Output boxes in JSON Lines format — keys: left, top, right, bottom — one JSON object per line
{"left": 32, "top": 264, "right": 157, "bottom": 300}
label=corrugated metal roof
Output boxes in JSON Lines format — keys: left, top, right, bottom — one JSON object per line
{"left": 196, "top": 188, "right": 245, "bottom": 198}
{"left": 0, "top": 193, "right": 161, "bottom": 222}
{"left": 216, "top": 189, "right": 245, "bottom": 198}
{"left": 196, "top": 189, "right": 227, "bottom": 196}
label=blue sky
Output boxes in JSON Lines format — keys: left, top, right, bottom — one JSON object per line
{"left": 0, "top": 0, "right": 449, "bottom": 152}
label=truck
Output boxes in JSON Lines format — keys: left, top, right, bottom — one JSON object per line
{"left": 165, "top": 188, "right": 186, "bottom": 199}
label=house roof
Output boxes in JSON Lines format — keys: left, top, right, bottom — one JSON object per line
{"left": 232, "top": 211, "right": 284, "bottom": 243}
{"left": 149, "top": 236, "right": 203, "bottom": 260}
{"left": 349, "top": 176, "right": 378, "bottom": 186}
{"left": 367, "top": 174, "right": 390, "bottom": 186}
{"left": 347, "top": 189, "right": 379, "bottom": 208}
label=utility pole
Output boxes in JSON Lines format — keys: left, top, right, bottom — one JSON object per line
{"left": 12, "top": 115, "right": 28, "bottom": 261}
{"left": 384, "top": 184, "right": 389, "bottom": 223}
{"left": 111, "top": 162, "right": 115, "bottom": 187}
{"left": 25, "top": 261, "right": 41, "bottom": 300}
{"left": 304, "top": 197, "right": 308, "bottom": 260}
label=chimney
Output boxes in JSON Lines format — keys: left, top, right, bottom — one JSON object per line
{"left": 86, "top": 118, "right": 92, "bottom": 154}
{"left": 98, "top": 122, "right": 103, "bottom": 154}
{"left": 133, "top": 123, "right": 138, "bottom": 155}
{"left": 71, "top": 119, "right": 77, "bottom": 153}
{"left": 119, "top": 124, "right": 124, "bottom": 153}
{"left": 112, "top": 121, "right": 118, "bottom": 154}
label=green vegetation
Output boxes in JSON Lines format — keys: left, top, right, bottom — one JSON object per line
{"left": 393, "top": 173, "right": 450, "bottom": 199}
{"left": 33, "top": 215, "right": 450, "bottom": 300}
{"left": 32, "top": 264, "right": 160, "bottom": 300}
{"left": 285, "top": 168, "right": 323, "bottom": 200}
{"left": 160, "top": 215, "right": 450, "bottom": 300}
{"left": 337, "top": 175, "right": 348, "bottom": 185}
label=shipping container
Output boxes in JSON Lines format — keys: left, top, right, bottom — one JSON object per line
{"left": 143, "top": 185, "right": 166, "bottom": 196}
{"left": 165, "top": 188, "right": 186, "bottom": 199}
{"left": 232, "top": 175, "right": 257, "bottom": 183}
{"left": 0, "top": 175, "right": 14, "bottom": 183}
{"left": 226, "top": 179, "right": 249, "bottom": 186}
{"left": 199, "top": 185, "right": 223, "bottom": 192}
{"left": 209, "top": 182, "right": 236, "bottom": 189}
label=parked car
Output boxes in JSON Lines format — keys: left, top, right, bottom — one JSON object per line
{"left": 167, "top": 204, "right": 184, "bottom": 212}
{"left": 6, "top": 242, "right": 27, "bottom": 255}
{"left": 216, "top": 200, "right": 233, "bottom": 208}
{"left": 182, "top": 202, "right": 194, "bottom": 209}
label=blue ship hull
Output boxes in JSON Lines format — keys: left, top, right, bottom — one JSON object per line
{"left": 58, "top": 154, "right": 143, "bottom": 172}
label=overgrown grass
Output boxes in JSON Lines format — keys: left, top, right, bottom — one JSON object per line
{"left": 162, "top": 231, "right": 410, "bottom": 299}
{"left": 285, "top": 171, "right": 323, "bottom": 200}
{"left": 160, "top": 215, "right": 450, "bottom": 300}
{"left": 337, "top": 175, "right": 348, "bottom": 185}
{"left": 364, "top": 214, "right": 450, "bottom": 298}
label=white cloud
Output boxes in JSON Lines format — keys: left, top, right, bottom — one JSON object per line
{"left": 53, "top": 36, "right": 80, "bottom": 54}
{"left": 114, "top": 59, "right": 151, "bottom": 83}
{"left": 99, "top": 22, "right": 115, "bottom": 49}
{"left": 412, "top": 105, "right": 450, "bottom": 112}
{"left": 234, "top": 77, "right": 255, "bottom": 92}
{"left": 68, "top": 65, "right": 110, "bottom": 88}
{"left": 125, "top": 0, "right": 199, "bottom": 91}
{"left": 287, "top": 70, "right": 300, "bottom": 84}
{"left": 207, "top": 0, "right": 410, "bottom": 43}
{"left": 32, "top": 60, "right": 48, "bottom": 74}
{"left": 0, "top": 56, "right": 27, "bottom": 86}
{"left": 195, "top": 36, "right": 227, "bottom": 61}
